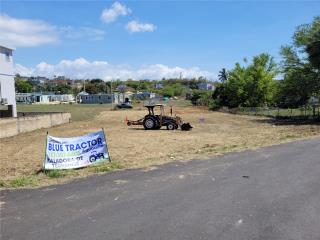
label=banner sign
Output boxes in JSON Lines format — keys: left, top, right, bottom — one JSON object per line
{"left": 44, "top": 130, "right": 110, "bottom": 170}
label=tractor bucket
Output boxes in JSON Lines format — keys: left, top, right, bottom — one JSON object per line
{"left": 181, "top": 123, "right": 193, "bottom": 131}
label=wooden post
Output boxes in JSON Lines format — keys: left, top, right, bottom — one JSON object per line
{"left": 43, "top": 131, "right": 49, "bottom": 171}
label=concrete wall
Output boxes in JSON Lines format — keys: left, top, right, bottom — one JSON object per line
{"left": 0, "top": 112, "right": 71, "bottom": 138}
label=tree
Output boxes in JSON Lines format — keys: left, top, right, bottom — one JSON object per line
{"left": 15, "top": 79, "right": 33, "bottom": 93}
{"left": 213, "top": 53, "right": 277, "bottom": 108}
{"left": 218, "top": 68, "right": 228, "bottom": 83}
{"left": 306, "top": 40, "right": 320, "bottom": 69}
{"left": 223, "top": 63, "right": 247, "bottom": 107}
{"left": 243, "top": 54, "right": 277, "bottom": 106}
{"left": 277, "top": 16, "right": 320, "bottom": 107}
{"left": 53, "top": 84, "right": 72, "bottom": 94}
{"left": 84, "top": 79, "right": 109, "bottom": 94}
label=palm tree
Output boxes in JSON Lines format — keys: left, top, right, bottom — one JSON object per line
{"left": 218, "top": 68, "right": 228, "bottom": 83}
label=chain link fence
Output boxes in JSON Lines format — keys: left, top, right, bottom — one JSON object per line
{"left": 223, "top": 105, "right": 320, "bottom": 121}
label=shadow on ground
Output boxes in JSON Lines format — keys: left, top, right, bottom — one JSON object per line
{"left": 251, "top": 118, "right": 320, "bottom": 126}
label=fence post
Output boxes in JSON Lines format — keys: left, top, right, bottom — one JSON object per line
{"left": 305, "top": 106, "right": 307, "bottom": 118}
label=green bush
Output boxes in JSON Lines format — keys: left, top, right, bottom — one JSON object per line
{"left": 9, "top": 176, "right": 36, "bottom": 188}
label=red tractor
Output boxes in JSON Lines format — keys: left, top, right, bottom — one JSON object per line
{"left": 126, "top": 104, "right": 192, "bottom": 131}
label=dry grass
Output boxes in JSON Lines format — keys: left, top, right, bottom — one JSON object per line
{"left": 1, "top": 103, "right": 320, "bottom": 188}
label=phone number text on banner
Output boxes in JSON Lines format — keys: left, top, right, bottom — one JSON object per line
{"left": 44, "top": 130, "right": 109, "bottom": 170}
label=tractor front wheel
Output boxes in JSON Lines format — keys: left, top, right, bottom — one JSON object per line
{"left": 167, "top": 123, "right": 176, "bottom": 130}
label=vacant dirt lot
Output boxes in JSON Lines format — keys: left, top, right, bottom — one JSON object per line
{"left": 1, "top": 104, "right": 320, "bottom": 187}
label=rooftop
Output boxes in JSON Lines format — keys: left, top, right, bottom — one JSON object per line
{"left": 0, "top": 45, "right": 15, "bottom": 51}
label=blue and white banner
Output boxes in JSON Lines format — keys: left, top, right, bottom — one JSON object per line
{"left": 44, "top": 130, "right": 109, "bottom": 170}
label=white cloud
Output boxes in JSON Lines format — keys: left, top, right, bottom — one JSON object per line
{"left": 14, "top": 58, "right": 214, "bottom": 80}
{"left": 0, "top": 14, "right": 58, "bottom": 47}
{"left": 60, "top": 26, "right": 106, "bottom": 41}
{"left": 126, "top": 21, "right": 156, "bottom": 33}
{"left": 0, "top": 14, "right": 106, "bottom": 48}
{"left": 14, "top": 64, "right": 34, "bottom": 76}
{"left": 101, "top": 2, "right": 131, "bottom": 23}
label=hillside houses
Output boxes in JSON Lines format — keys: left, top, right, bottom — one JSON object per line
{"left": 16, "top": 75, "right": 84, "bottom": 90}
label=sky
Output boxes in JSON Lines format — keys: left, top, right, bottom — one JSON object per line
{"left": 0, "top": 0, "right": 319, "bottom": 80}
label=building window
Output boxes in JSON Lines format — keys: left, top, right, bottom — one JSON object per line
{"left": 5, "top": 51, "right": 11, "bottom": 62}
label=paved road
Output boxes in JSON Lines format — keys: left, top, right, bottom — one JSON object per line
{"left": 1, "top": 138, "right": 320, "bottom": 240}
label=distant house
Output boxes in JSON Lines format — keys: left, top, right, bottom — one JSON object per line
{"left": 150, "top": 92, "right": 156, "bottom": 99}
{"left": 16, "top": 92, "right": 54, "bottom": 104}
{"left": 197, "top": 82, "right": 214, "bottom": 91}
{"left": 29, "top": 76, "right": 48, "bottom": 85}
{"left": 77, "top": 93, "right": 120, "bottom": 104}
{"left": 31, "top": 93, "right": 51, "bottom": 104}
{"left": 16, "top": 92, "right": 75, "bottom": 104}
{"left": 16, "top": 93, "right": 33, "bottom": 103}
{"left": 116, "top": 85, "right": 127, "bottom": 92}
{"left": 309, "top": 96, "right": 319, "bottom": 105}
{"left": 50, "top": 94, "right": 74, "bottom": 103}
{"left": 45, "top": 79, "right": 72, "bottom": 87}
{"left": 155, "top": 83, "right": 163, "bottom": 89}
{"left": 0, "top": 45, "right": 17, "bottom": 117}
{"left": 78, "top": 91, "right": 89, "bottom": 96}
{"left": 132, "top": 91, "right": 155, "bottom": 100}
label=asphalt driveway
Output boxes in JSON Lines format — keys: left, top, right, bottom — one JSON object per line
{"left": 1, "top": 137, "right": 320, "bottom": 240}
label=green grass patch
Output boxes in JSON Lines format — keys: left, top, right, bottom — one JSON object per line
{"left": 202, "top": 144, "right": 240, "bottom": 153}
{"left": 168, "top": 99, "right": 193, "bottom": 107}
{"left": 280, "top": 134, "right": 297, "bottom": 140}
{"left": 45, "top": 170, "right": 69, "bottom": 178}
{"left": 92, "top": 162, "right": 123, "bottom": 173}
{"left": 17, "top": 104, "right": 111, "bottom": 122}
{"left": 9, "top": 176, "right": 36, "bottom": 188}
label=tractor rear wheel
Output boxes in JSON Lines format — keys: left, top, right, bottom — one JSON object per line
{"left": 143, "top": 117, "right": 156, "bottom": 130}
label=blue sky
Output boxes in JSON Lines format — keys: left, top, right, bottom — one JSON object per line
{"left": 1, "top": 0, "right": 319, "bottom": 80}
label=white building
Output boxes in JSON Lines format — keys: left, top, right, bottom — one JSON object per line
{"left": 16, "top": 92, "right": 75, "bottom": 104}
{"left": 0, "top": 45, "right": 17, "bottom": 117}
{"left": 50, "top": 94, "right": 75, "bottom": 103}
{"left": 77, "top": 92, "right": 120, "bottom": 104}
{"left": 197, "top": 82, "right": 214, "bottom": 91}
